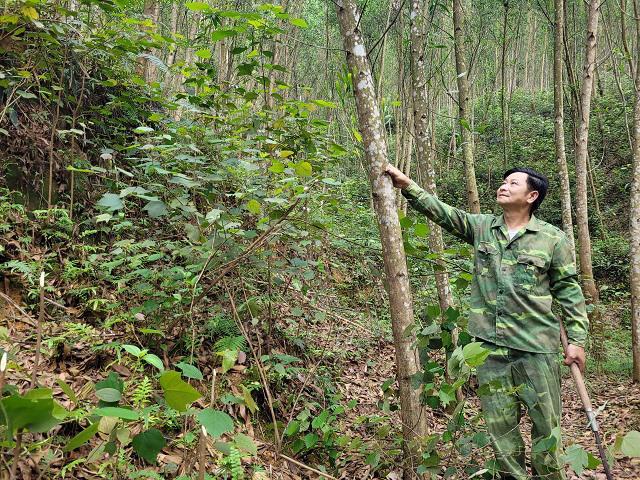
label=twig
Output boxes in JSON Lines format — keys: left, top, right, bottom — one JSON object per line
{"left": 224, "top": 279, "right": 281, "bottom": 451}
{"left": 0, "top": 291, "right": 37, "bottom": 327}
{"left": 10, "top": 432, "right": 21, "bottom": 480}
{"left": 279, "top": 453, "right": 337, "bottom": 479}
{"left": 31, "top": 272, "right": 45, "bottom": 387}
{"left": 198, "top": 426, "right": 206, "bottom": 480}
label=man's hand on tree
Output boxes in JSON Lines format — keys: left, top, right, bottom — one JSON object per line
{"left": 564, "top": 344, "right": 586, "bottom": 372}
{"left": 385, "top": 164, "right": 412, "bottom": 189}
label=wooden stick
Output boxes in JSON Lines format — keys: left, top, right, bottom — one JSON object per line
{"left": 31, "top": 272, "right": 45, "bottom": 388}
{"left": 0, "top": 291, "right": 36, "bottom": 327}
{"left": 279, "top": 453, "right": 337, "bottom": 480}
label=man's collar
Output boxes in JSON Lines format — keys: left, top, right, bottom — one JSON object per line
{"left": 491, "top": 213, "right": 541, "bottom": 231}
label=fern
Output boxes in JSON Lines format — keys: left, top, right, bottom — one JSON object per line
{"left": 223, "top": 446, "right": 243, "bottom": 480}
{"left": 2, "top": 260, "right": 34, "bottom": 279}
{"left": 207, "top": 314, "right": 240, "bottom": 338}
{"left": 138, "top": 53, "right": 168, "bottom": 73}
{"left": 214, "top": 335, "right": 246, "bottom": 353}
{"left": 132, "top": 376, "right": 153, "bottom": 409}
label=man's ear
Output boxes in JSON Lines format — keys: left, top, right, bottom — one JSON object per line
{"left": 527, "top": 190, "right": 539, "bottom": 205}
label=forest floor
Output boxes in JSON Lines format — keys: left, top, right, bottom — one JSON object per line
{"left": 2, "top": 281, "right": 640, "bottom": 479}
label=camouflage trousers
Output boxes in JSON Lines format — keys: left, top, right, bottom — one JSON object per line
{"left": 477, "top": 342, "right": 566, "bottom": 480}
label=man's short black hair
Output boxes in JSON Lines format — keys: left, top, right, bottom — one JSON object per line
{"left": 503, "top": 167, "right": 548, "bottom": 213}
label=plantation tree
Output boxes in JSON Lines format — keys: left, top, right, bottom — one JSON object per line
{"left": 553, "top": 0, "right": 576, "bottom": 262}
{"left": 625, "top": 0, "right": 640, "bottom": 382}
{"left": 335, "top": 0, "right": 428, "bottom": 468}
{"left": 409, "top": 0, "right": 453, "bottom": 315}
{"left": 573, "top": 0, "right": 601, "bottom": 347}
{"left": 452, "top": 0, "right": 480, "bottom": 213}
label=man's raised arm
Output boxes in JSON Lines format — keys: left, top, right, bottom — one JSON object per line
{"left": 385, "top": 164, "right": 479, "bottom": 245}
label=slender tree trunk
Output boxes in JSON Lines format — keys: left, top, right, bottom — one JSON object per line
{"left": 574, "top": 0, "right": 601, "bottom": 354}
{"left": 452, "top": 0, "right": 480, "bottom": 213}
{"left": 554, "top": 0, "right": 576, "bottom": 263}
{"left": 627, "top": 0, "right": 640, "bottom": 382}
{"left": 409, "top": 0, "right": 453, "bottom": 315}
{"left": 336, "top": 1, "right": 428, "bottom": 470}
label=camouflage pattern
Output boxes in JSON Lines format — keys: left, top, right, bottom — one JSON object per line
{"left": 402, "top": 181, "right": 589, "bottom": 353}
{"left": 477, "top": 342, "right": 565, "bottom": 480}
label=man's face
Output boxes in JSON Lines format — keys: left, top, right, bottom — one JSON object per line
{"left": 496, "top": 172, "right": 539, "bottom": 211}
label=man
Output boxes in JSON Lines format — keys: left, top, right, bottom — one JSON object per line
{"left": 385, "top": 165, "right": 589, "bottom": 480}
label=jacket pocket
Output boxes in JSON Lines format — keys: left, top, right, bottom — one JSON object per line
{"left": 475, "top": 241, "right": 498, "bottom": 277}
{"left": 514, "top": 253, "right": 546, "bottom": 292}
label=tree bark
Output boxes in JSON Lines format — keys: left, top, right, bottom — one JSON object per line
{"left": 409, "top": 0, "right": 453, "bottom": 316}
{"left": 574, "top": 0, "right": 601, "bottom": 354}
{"left": 452, "top": 0, "right": 480, "bottom": 213}
{"left": 628, "top": 0, "right": 640, "bottom": 382}
{"left": 335, "top": 0, "right": 429, "bottom": 466}
{"left": 553, "top": 0, "right": 576, "bottom": 264}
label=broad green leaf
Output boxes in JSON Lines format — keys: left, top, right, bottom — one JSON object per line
{"left": 95, "top": 372, "right": 123, "bottom": 403}
{"left": 94, "top": 407, "right": 140, "bottom": 421}
{"left": 246, "top": 199, "right": 261, "bottom": 215}
{"left": 304, "top": 432, "right": 318, "bottom": 448}
{"left": 311, "top": 410, "right": 329, "bottom": 429}
{"left": 21, "top": 6, "right": 39, "bottom": 19}
{"left": 64, "top": 421, "right": 99, "bottom": 452}
{"left": 211, "top": 29, "right": 237, "bottom": 41}
{"left": 414, "top": 223, "right": 429, "bottom": 237}
{"left": 143, "top": 200, "right": 167, "bottom": 218}
{"left": 143, "top": 353, "right": 164, "bottom": 371}
{"left": 294, "top": 161, "right": 312, "bottom": 177}
{"left": 218, "top": 349, "right": 238, "bottom": 374}
{"left": 289, "top": 17, "right": 308, "bottom": 28}
{"left": 133, "top": 126, "right": 154, "bottom": 134}
{"left": 205, "top": 209, "right": 223, "bottom": 222}
{"left": 159, "top": 371, "right": 201, "bottom": 412}
{"left": 132, "top": 428, "right": 165, "bottom": 464}
{"left": 97, "top": 193, "right": 124, "bottom": 212}
{"left": 175, "top": 362, "right": 204, "bottom": 380}
{"left": 284, "top": 420, "right": 300, "bottom": 436}
{"left": 0, "top": 394, "right": 60, "bottom": 435}
{"left": 233, "top": 433, "right": 257, "bottom": 456}
{"left": 95, "top": 388, "right": 122, "bottom": 403}
{"left": 123, "top": 344, "right": 143, "bottom": 357}
{"left": 197, "top": 409, "right": 234, "bottom": 438}
{"left": 562, "top": 444, "right": 588, "bottom": 476}
{"left": 462, "top": 342, "right": 491, "bottom": 367}
{"left": 195, "top": 49, "right": 212, "bottom": 59}
{"left": 185, "top": 1, "right": 210, "bottom": 10}
{"left": 278, "top": 150, "right": 294, "bottom": 158}
{"left": 621, "top": 431, "right": 640, "bottom": 457}
{"left": 366, "top": 451, "right": 380, "bottom": 468}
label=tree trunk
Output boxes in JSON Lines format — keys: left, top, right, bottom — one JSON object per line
{"left": 628, "top": 0, "right": 640, "bottom": 382}
{"left": 501, "top": 1, "right": 509, "bottom": 165}
{"left": 553, "top": 0, "right": 576, "bottom": 264}
{"left": 409, "top": 0, "right": 453, "bottom": 316}
{"left": 574, "top": 0, "right": 601, "bottom": 354}
{"left": 336, "top": 0, "right": 429, "bottom": 467}
{"left": 452, "top": 0, "right": 480, "bottom": 213}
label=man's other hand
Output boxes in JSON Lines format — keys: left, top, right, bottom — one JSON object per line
{"left": 385, "top": 164, "right": 412, "bottom": 189}
{"left": 564, "top": 344, "right": 586, "bottom": 372}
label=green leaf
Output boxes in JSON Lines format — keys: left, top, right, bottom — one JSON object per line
{"left": 94, "top": 407, "right": 140, "bottom": 421}
{"left": 414, "top": 223, "right": 429, "bottom": 238}
{"left": 175, "top": 362, "right": 204, "bottom": 380}
{"left": 132, "top": 428, "right": 165, "bottom": 464}
{"left": 294, "top": 161, "right": 312, "bottom": 177}
{"left": 123, "top": 344, "right": 143, "bottom": 357}
{"left": 462, "top": 342, "right": 491, "bottom": 367}
{"left": 562, "top": 444, "right": 588, "bottom": 476}
{"left": 143, "top": 353, "right": 164, "bottom": 371}
{"left": 218, "top": 349, "right": 238, "bottom": 374}
{"left": 621, "top": 431, "right": 640, "bottom": 457}
{"left": 197, "top": 409, "right": 234, "bottom": 438}
{"left": 0, "top": 394, "right": 60, "bottom": 435}
{"left": 64, "top": 422, "right": 99, "bottom": 452}
{"left": 56, "top": 378, "right": 78, "bottom": 404}
{"left": 159, "top": 371, "right": 201, "bottom": 412}
{"left": 284, "top": 420, "right": 300, "bottom": 436}
{"left": 95, "top": 372, "right": 123, "bottom": 403}
{"left": 143, "top": 200, "right": 168, "bottom": 218}
{"left": 311, "top": 410, "right": 329, "bottom": 429}
{"left": 289, "top": 17, "right": 308, "bottom": 28}
{"left": 195, "top": 49, "right": 212, "bottom": 59}
{"left": 233, "top": 433, "right": 257, "bottom": 456}
{"left": 133, "top": 126, "right": 154, "bottom": 134}
{"left": 459, "top": 118, "right": 471, "bottom": 131}
{"left": 304, "top": 433, "right": 318, "bottom": 448}
{"left": 95, "top": 388, "right": 122, "bottom": 403}
{"left": 211, "top": 29, "right": 237, "bottom": 41}
{"left": 241, "top": 386, "right": 258, "bottom": 414}
{"left": 185, "top": 1, "right": 210, "bottom": 10}
{"left": 97, "top": 193, "right": 124, "bottom": 212}
{"left": 366, "top": 451, "right": 380, "bottom": 468}
{"left": 246, "top": 199, "right": 261, "bottom": 215}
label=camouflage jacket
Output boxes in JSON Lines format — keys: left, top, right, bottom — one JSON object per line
{"left": 402, "top": 181, "right": 588, "bottom": 353}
